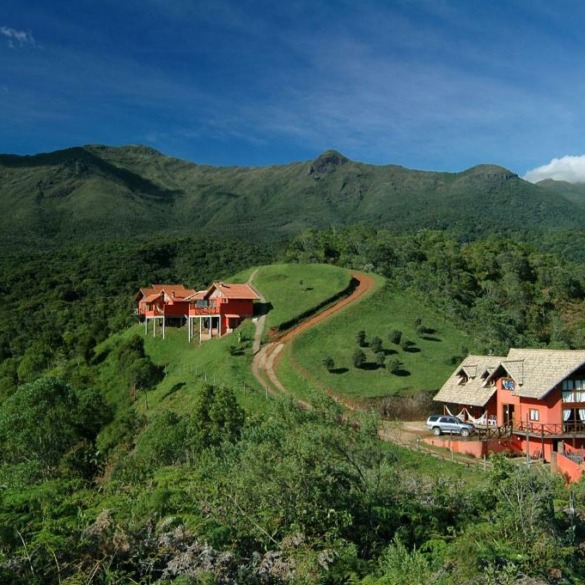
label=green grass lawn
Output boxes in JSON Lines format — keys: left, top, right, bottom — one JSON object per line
{"left": 95, "top": 264, "right": 354, "bottom": 425}
{"left": 97, "top": 263, "right": 476, "bottom": 426}
{"left": 251, "top": 263, "right": 352, "bottom": 331}
{"left": 279, "top": 282, "right": 477, "bottom": 401}
{"left": 95, "top": 321, "right": 271, "bottom": 429}
{"left": 142, "top": 321, "right": 270, "bottom": 415}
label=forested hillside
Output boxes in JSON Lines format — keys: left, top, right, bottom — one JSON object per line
{"left": 5, "top": 144, "right": 585, "bottom": 582}
{"left": 3, "top": 145, "right": 585, "bottom": 249}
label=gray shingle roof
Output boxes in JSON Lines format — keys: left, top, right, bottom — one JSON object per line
{"left": 434, "top": 349, "right": 585, "bottom": 406}
{"left": 499, "top": 348, "right": 585, "bottom": 399}
{"left": 433, "top": 355, "right": 505, "bottom": 407}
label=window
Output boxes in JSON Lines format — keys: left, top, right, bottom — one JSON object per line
{"left": 562, "top": 379, "right": 585, "bottom": 402}
{"left": 529, "top": 409, "right": 539, "bottom": 421}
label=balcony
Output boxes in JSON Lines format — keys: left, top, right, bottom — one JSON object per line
{"left": 142, "top": 307, "right": 164, "bottom": 317}
{"left": 188, "top": 302, "right": 220, "bottom": 316}
{"left": 515, "top": 420, "right": 585, "bottom": 439}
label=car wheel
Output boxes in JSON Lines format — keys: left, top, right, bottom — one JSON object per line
{"left": 433, "top": 427, "right": 441, "bottom": 436}
{"left": 460, "top": 428, "right": 470, "bottom": 438}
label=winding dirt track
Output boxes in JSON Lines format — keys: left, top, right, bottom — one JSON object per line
{"left": 249, "top": 272, "right": 455, "bottom": 451}
{"left": 251, "top": 272, "right": 376, "bottom": 401}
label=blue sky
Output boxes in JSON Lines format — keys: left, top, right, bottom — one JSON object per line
{"left": 2, "top": 0, "right": 585, "bottom": 180}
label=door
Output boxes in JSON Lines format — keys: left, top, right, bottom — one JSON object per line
{"left": 503, "top": 404, "right": 515, "bottom": 426}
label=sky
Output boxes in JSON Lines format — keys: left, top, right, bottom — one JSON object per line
{"left": 3, "top": 0, "right": 585, "bottom": 181}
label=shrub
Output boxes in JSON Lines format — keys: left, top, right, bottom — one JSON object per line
{"left": 370, "top": 336, "right": 383, "bottom": 353}
{"left": 387, "top": 359, "right": 401, "bottom": 374}
{"left": 322, "top": 356, "right": 335, "bottom": 371}
{"left": 353, "top": 349, "right": 366, "bottom": 368}
{"left": 356, "top": 330, "right": 367, "bottom": 347}
{"left": 389, "top": 329, "right": 402, "bottom": 345}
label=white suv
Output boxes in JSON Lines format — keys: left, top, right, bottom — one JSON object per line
{"left": 426, "top": 415, "right": 475, "bottom": 437}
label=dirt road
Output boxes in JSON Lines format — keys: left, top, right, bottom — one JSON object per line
{"left": 251, "top": 272, "right": 376, "bottom": 398}
{"left": 248, "top": 270, "right": 448, "bottom": 449}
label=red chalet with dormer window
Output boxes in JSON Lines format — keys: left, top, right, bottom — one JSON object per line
{"left": 433, "top": 348, "right": 585, "bottom": 481}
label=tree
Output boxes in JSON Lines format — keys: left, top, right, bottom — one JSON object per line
{"left": 356, "top": 330, "right": 367, "bottom": 347}
{"left": 0, "top": 376, "right": 102, "bottom": 472}
{"left": 387, "top": 359, "right": 401, "bottom": 374}
{"left": 16, "top": 343, "right": 52, "bottom": 384}
{"left": 193, "top": 384, "right": 245, "bottom": 448}
{"left": 322, "top": 355, "right": 335, "bottom": 371}
{"left": 389, "top": 329, "right": 402, "bottom": 345}
{"left": 127, "top": 358, "right": 161, "bottom": 391}
{"left": 376, "top": 351, "right": 386, "bottom": 367}
{"left": 353, "top": 348, "right": 366, "bottom": 368}
{"left": 370, "top": 336, "right": 383, "bottom": 353}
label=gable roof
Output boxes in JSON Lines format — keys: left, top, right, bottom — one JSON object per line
{"left": 496, "top": 348, "right": 585, "bottom": 399}
{"left": 142, "top": 292, "right": 163, "bottom": 303}
{"left": 199, "top": 282, "right": 261, "bottom": 301}
{"left": 435, "top": 349, "right": 585, "bottom": 406}
{"left": 137, "top": 284, "right": 196, "bottom": 301}
{"left": 433, "top": 355, "right": 505, "bottom": 407}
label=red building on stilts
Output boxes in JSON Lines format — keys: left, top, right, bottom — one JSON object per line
{"left": 136, "top": 282, "right": 260, "bottom": 342}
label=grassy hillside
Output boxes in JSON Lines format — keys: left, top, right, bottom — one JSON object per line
{"left": 3, "top": 144, "right": 585, "bottom": 248}
{"left": 95, "top": 264, "right": 354, "bottom": 428}
{"left": 278, "top": 282, "right": 475, "bottom": 403}
{"left": 94, "top": 263, "right": 474, "bottom": 431}
{"left": 251, "top": 263, "right": 353, "bottom": 331}
{"left": 5, "top": 261, "right": 583, "bottom": 584}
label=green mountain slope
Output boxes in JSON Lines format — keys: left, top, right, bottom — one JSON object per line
{"left": 536, "top": 178, "right": 585, "bottom": 207}
{"left": 2, "top": 144, "right": 585, "bottom": 247}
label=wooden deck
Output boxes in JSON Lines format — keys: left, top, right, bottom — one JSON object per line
{"left": 475, "top": 421, "right": 585, "bottom": 441}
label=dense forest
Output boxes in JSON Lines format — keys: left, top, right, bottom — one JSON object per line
{"left": 4, "top": 145, "right": 585, "bottom": 253}
{"left": 3, "top": 226, "right": 585, "bottom": 583}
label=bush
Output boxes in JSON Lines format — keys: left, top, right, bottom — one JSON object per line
{"left": 370, "top": 336, "right": 383, "bottom": 353}
{"left": 356, "top": 330, "right": 367, "bottom": 347}
{"left": 387, "top": 359, "right": 401, "bottom": 374}
{"left": 375, "top": 351, "right": 386, "bottom": 367}
{"left": 322, "top": 356, "right": 335, "bottom": 371}
{"left": 352, "top": 349, "right": 366, "bottom": 368}
{"left": 389, "top": 329, "right": 402, "bottom": 345}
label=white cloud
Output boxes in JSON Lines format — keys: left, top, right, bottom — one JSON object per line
{"left": 0, "top": 26, "right": 36, "bottom": 49}
{"left": 524, "top": 156, "right": 585, "bottom": 183}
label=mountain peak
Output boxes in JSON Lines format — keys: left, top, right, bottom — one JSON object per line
{"left": 462, "top": 164, "right": 517, "bottom": 180}
{"left": 308, "top": 150, "right": 350, "bottom": 177}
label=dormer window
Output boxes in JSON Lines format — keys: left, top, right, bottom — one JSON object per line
{"left": 456, "top": 373, "right": 468, "bottom": 385}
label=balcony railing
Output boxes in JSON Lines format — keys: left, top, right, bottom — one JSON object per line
{"left": 515, "top": 421, "right": 585, "bottom": 436}
{"left": 142, "top": 307, "right": 164, "bottom": 317}
{"left": 188, "top": 302, "right": 220, "bottom": 316}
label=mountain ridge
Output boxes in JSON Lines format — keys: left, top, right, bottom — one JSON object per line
{"left": 1, "top": 144, "right": 583, "bottom": 247}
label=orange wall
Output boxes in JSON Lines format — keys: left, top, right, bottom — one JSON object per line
{"left": 423, "top": 437, "right": 510, "bottom": 458}
{"left": 556, "top": 452, "right": 584, "bottom": 483}
{"left": 517, "top": 389, "right": 562, "bottom": 426}
{"left": 221, "top": 299, "right": 255, "bottom": 317}
{"left": 496, "top": 380, "right": 562, "bottom": 427}
{"left": 162, "top": 300, "right": 190, "bottom": 317}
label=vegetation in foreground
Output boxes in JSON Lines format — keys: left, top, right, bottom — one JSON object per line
{"left": 3, "top": 227, "right": 585, "bottom": 582}
{"left": 3, "top": 376, "right": 585, "bottom": 584}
